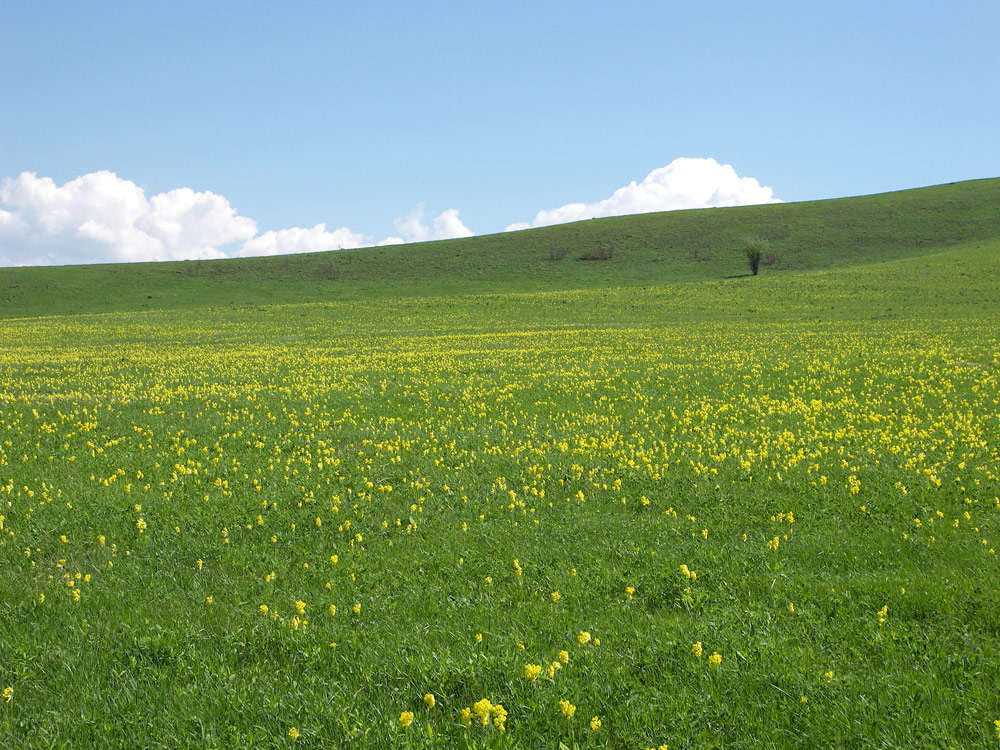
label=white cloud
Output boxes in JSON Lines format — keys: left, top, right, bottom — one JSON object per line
{"left": 505, "top": 158, "right": 779, "bottom": 230}
{"left": 503, "top": 221, "right": 531, "bottom": 233}
{"left": 432, "top": 208, "right": 474, "bottom": 240}
{"left": 0, "top": 170, "right": 389, "bottom": 266}
{"left": 0, "top": 170, "right": 480, "bottom": 266}
{"left": 0, "top": 171, "right": 255, "bottom": 266}
{"left": 393, "top": 204, "right": 473, "bottom": 243}
{"left": 394, "top": 206, "right": 431, "bottom": 244}
{"left": 143, "top": 187, "right": 257, "bottom": 258}
{"left": 0, "top": 207, "right": 25, "bottom": 234}
{"left": 236, "top": 223, "right": 366, "bottom": 258}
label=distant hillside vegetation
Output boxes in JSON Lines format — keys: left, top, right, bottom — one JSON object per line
{"left": 1, "top": 177, "right": 998, "bottom": 318}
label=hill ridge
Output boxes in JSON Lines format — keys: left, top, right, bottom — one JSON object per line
{"left": 1, "top": 177, "right": 998, "bottom": 319}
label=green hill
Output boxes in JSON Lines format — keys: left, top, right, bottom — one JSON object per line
{"left": 1, "top": 177, "right": 998, "bottom": 319}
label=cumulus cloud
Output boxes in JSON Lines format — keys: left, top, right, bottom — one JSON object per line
{"left": 0, "top": 170, "right": 482, "bottom": 266}
{"left": 144, "top": 187, "right": 258, "bottom": 258}
{"left": 235, "top": 223, "right": 366, "bottom": 258}
{"left": 503, "top": 221, "right": 532, "bottom": 233}
{"left": 393, "top": 204, "right": 473, "bottom": 244}
{"left": 0, "top": 171, "right": 257, "bottom": 266}
{"left": 505, "top": 157, "right": 779, "bottom": 231}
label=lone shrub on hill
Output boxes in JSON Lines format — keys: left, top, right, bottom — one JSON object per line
{"left": 742, "top": 237, "right": 770, "bottom": 276}
{"left": 580, "top": 246, "right": 613, "bottom": 261}
{"left": 549, "top": 247, "right": 568, "bottom": 260}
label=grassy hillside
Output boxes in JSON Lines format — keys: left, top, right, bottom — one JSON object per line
{"left": 1, "top": 179, "right": 999, "bottom": 748}
{"left": 1, "top": 177, "right": 998, "bottom": 319}
{"left": 2, "top": 239, "right": 999, "bottom": 747}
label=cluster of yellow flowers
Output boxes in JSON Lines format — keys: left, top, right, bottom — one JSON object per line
{"left": 463, "top": 698, "right": 506, "bottom": 731}
{"left": 558, "top": 699, "right": 576, "bottom": 719}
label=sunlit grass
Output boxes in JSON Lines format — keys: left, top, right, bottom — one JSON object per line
{"left": 0, "top": 238, "right": 998, "bottom": 747}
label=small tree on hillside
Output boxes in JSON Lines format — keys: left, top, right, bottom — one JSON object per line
{"left": 742, "top": 237, "right": 770, "bottom": 276}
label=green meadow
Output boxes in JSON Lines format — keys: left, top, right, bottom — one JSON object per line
{"left": 1, "top": 179, "right": 999, "bottom": 748}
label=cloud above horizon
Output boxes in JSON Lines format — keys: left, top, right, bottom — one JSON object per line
{"left": 504, "top": 157, "right": 779, "bottom": 231}
{"left": 0, "top": 170, "right": 476, "bottom": 267}
{"left": 0, "top": 171, "right": 258, "bottom": 266}
{"left": 386, "top": 205, "right": 474, "bottom": 245}
{"left": 234, "top": 223, "right": 367, "bottom": 258}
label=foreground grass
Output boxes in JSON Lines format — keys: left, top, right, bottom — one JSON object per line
{"left": 1, "top": 243, "right": 999, "bottom": 748}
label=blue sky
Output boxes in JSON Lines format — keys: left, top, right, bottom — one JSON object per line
{"left": 1, "top": 1, "right": 998, "bottom": 265}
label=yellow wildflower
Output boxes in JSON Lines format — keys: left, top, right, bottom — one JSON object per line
{"left": 473, "top": 698, "right": 493, "bottom": 727}
{"left": 492, "top": 703, "right": 507, "bottom": 731}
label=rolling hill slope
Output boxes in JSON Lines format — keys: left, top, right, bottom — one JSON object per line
{"left": 1, "top": 177, "right": 998, "bottom": 319}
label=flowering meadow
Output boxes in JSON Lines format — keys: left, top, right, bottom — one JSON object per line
{"left": 1, "top": 243, "right": 999, "bottom": 748}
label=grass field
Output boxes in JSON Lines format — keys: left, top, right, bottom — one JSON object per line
{"left": 1, "top": 180, "right": 999, "bottom": 748}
